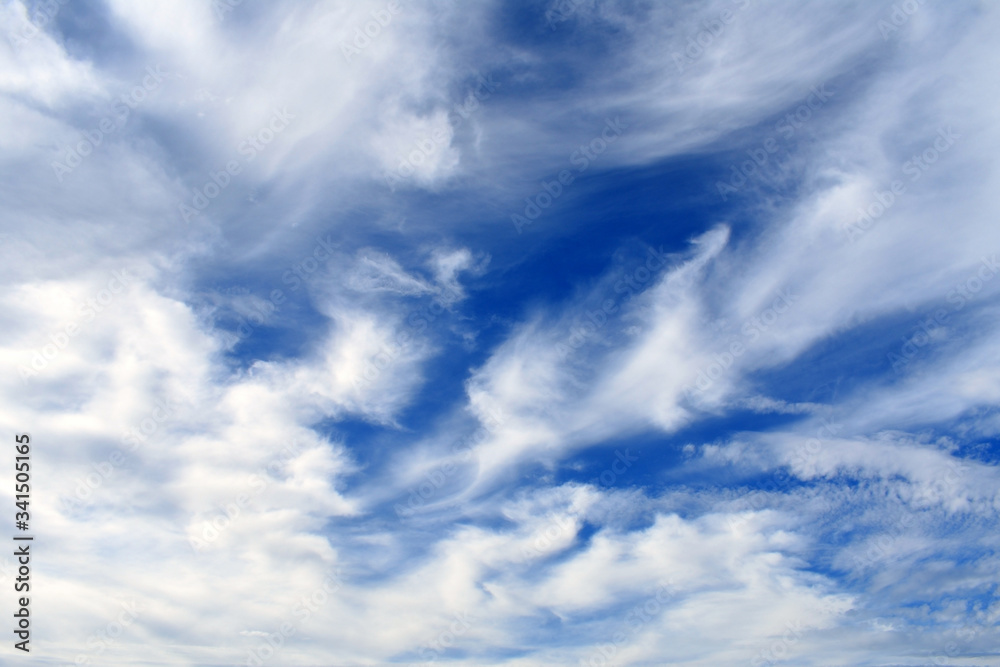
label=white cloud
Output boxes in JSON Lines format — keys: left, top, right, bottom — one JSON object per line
{"left": 2, "top": 0, "right": 1000, "bottom": 664}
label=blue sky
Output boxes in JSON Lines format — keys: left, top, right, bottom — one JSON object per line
{"left": 2, "top": 0, "right": 1000, "bottom": 665}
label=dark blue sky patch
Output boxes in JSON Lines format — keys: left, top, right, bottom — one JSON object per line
{"left": 46, "top": 0, "right": 139, "bottom": 68}
{"left": 743, "top": 311, "right": 926, "bottom": 407}
{"left": 490, "top": 0, "right": 638, "bottom": 67}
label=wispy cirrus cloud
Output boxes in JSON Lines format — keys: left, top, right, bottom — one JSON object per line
{"left": 1, "top": 0, "right": 999, "bottom": 664}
